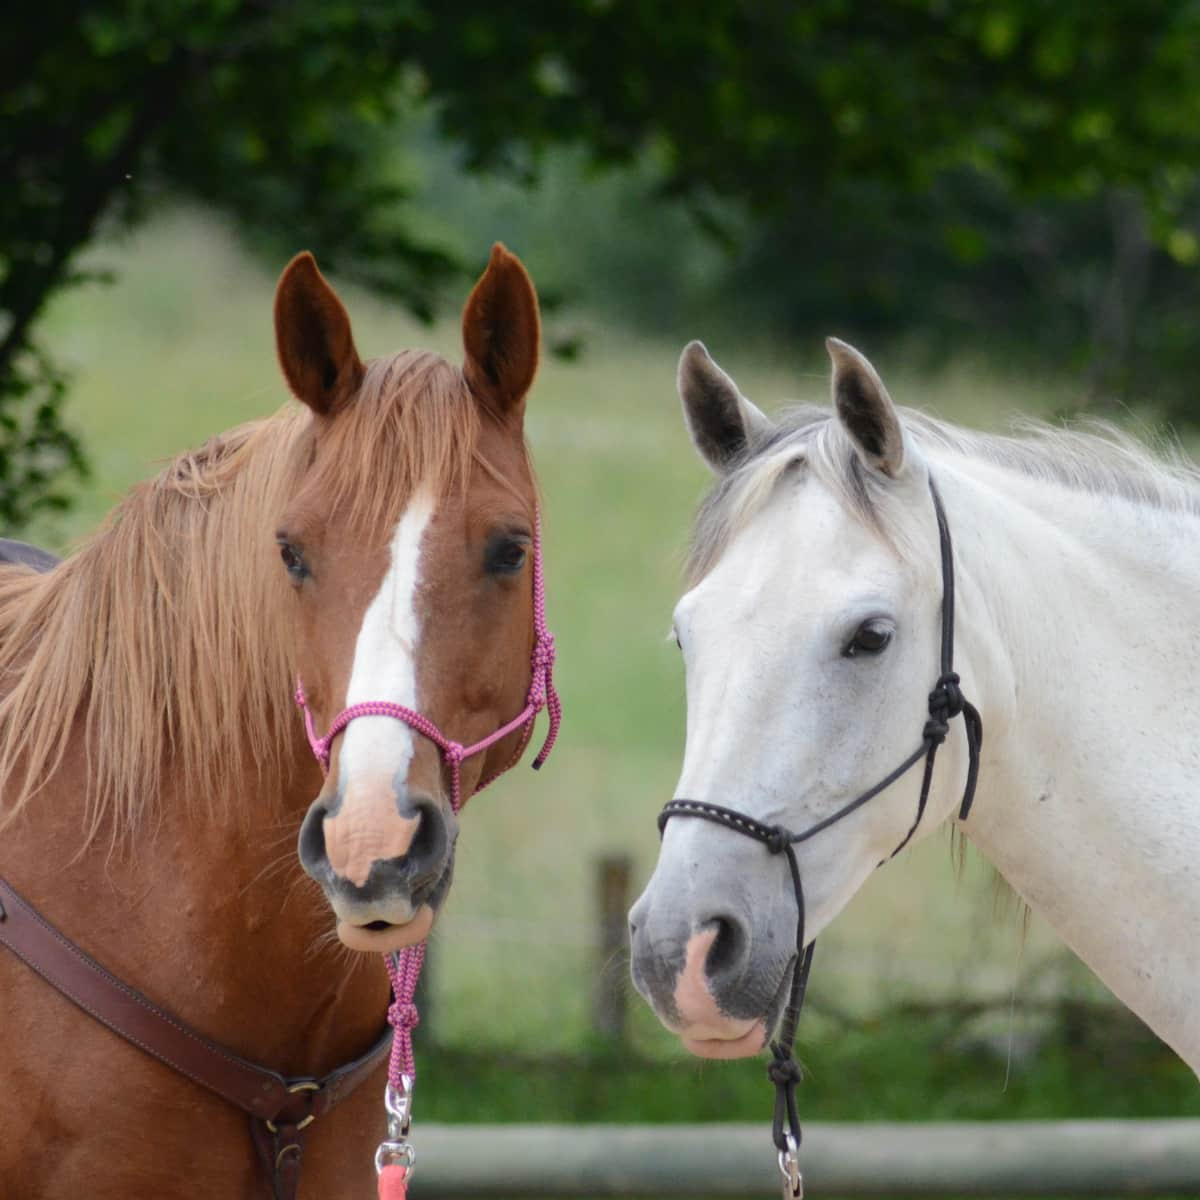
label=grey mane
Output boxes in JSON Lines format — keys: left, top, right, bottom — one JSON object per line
{"left": 688, "top": 405, "right": 1200, "bottom": 583}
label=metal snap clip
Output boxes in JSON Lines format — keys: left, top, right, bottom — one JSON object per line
{"left": 778, "top": 1133, "right": 803, "bottom": 1199}
{"left": 385, "top": 1073, "right": 414, "bottom": 1139}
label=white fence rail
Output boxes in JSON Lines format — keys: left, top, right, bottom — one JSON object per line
{"left": 414, "top": 1120, "right": 1200, "bottom": 1195}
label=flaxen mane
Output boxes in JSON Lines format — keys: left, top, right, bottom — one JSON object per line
{"left": 689, "top": 405, "right": 1200, "bottom": 584}
{"left": 0, "top": 349, "right": 494, "bottom": 843}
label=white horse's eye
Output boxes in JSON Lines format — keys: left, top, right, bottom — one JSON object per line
{"left": 843, "top": 619, "right": 893, "bottom": 658}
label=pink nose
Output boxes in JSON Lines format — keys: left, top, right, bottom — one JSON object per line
{"left": 673, "top": 928, "right": 765, "bottom": 1058}
{"left": 322, "top": 778, "right": 422, "bottom": 887}
{"left": 674, "top": 928, "right": 725, "bottom": 1031}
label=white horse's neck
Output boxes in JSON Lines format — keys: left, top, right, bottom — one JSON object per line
{"left": 940, "top": 456, "right": 1200, "bottom": 1072}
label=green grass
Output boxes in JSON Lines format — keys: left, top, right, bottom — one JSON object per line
{"left": 415, "top": 1010, "right": 1200, "bottom": 1124}
{"left": 36, "top": 211, "right": 1197, "bottom": 1142}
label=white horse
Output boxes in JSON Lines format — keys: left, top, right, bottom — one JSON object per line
{"left": 629, "top": 337, "right": 1200, "bottom": 1075}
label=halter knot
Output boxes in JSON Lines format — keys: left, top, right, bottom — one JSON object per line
{"left": 444, "top": 741, "right": 465, "bottom": 766}
{"left": 928, "top": 672, "right": 964, "bottom": 722}
{"left": 764, "top": 826, "right": 793, "bottom": 856}
{"left": 766, "top": 1055, "right": 803, "bottom": 1087}
{"left": 527, "top": 634, "right": 556, "bottom": 710}
{"left": 531, "top": 632, "right": 555, "bottom": 672}
{"left": 922, "top": 716, "right": 949, "bottom": 745}
{"left": 388, "top": 1000, "right": 420, "bottom": 1032}
{"left": 309, "top": 737, "right": 332, "bottom": 771}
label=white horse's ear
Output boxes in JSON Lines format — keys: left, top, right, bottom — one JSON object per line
{"left": 827, "top": 338, "right": 906, "bottom": 478}
{"left": 678, "top": 341, "right": 772, "bottom": 473}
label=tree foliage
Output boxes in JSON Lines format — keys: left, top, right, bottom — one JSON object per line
{"left": 6, "top": 1, "right": 1200, "bottom": 522}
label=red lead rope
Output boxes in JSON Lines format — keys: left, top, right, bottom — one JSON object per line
{"left": 378, "top": 1165, "right": 410, "bottom": 1199}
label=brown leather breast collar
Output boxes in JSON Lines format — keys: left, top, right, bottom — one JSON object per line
{"left": 0, "top": 877, "right": 389, "bottom": 1200}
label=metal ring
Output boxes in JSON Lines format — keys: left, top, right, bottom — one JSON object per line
{"left": 375, "top": 1140, "right": 416, "bottom": 1176}
{"left": 275, "top": 1144, "right": 302, "bottom": 1171}
{"left": 266, "top": 1113, "right": 317, "bottom": 1134}
{"left": 266, "top": 1080, "right": 322, "bottom": 1133}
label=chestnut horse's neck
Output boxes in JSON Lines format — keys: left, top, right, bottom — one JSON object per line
{"left": 0, "top": 410, "right": 389, "bottom": 1076}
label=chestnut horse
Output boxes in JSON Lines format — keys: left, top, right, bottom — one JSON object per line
{"left": 0, "top": 244, "right": 546, "bottom": 1196}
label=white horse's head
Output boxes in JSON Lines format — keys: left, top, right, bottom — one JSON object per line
{"left": 630, "top": 338, "right": 977, "bottom": 1058}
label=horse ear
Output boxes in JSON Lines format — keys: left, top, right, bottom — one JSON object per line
{"left": 274, "top": 253, "right": 364, "bottom": 417}
{"left": 827, "top": 338, "right": 906, "bottom": 478}
{"left": 462, "top": 243, "right": 540, "bottom": 423}
{"left": 678, "top": 340, "right": 772, "bottom": 473}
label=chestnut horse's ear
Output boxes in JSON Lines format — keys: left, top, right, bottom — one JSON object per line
{"left": 274, "top": 252, "right": 364, "bottom": 417}
{"left": 461, "top": 243, "right": 540, "bottom": 423}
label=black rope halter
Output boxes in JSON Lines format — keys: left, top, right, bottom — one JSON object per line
{"left": 657, "top": 475, "right": 982, "bottom": 1197}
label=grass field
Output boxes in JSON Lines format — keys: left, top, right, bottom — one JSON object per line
{"left": 36, "top": 211, "right": 1198, "bottom": 1141}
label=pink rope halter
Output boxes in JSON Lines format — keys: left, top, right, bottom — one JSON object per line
{"left": 293, "top": 509, "right": 560, "bottom": 1088}
{"left": 295, "top": 512, "right": 559, "bottom": 812}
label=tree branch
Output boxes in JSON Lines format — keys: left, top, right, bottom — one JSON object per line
{"left": 0, "top": 46, "right": 197, "bottom": 381}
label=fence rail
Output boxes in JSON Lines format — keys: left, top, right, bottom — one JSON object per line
{"left": 414, "top": 1120, "right": 1200, "bottom": 1195}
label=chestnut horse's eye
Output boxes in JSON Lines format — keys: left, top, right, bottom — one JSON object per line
{"left": 843, "top": 619, "right": 893, "bottom": 658}
{"left": 276, "top": 538, "right": 308, "bottom": 582}
{"left": 484, "top": 534, "right": 529, "bottom": 577}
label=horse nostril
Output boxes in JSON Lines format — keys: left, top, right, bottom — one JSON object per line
{"left": 703, "top": 914, "right": 748, "bottom": 982}
{"left": 405, "top": 796, "right": 449, "bottom": 890}
{"left": 297, "top": 796, "right": 330, "bottom": 879}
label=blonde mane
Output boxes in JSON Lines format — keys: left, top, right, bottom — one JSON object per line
{"left": 0, "top": 349, "right": 483, "bottom": 842}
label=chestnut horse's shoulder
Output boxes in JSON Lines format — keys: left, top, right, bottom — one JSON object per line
{"left": 0, "top": 538, "right": 59, "bottom": 573}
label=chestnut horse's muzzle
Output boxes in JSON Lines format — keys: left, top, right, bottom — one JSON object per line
{"left": 297, "top": 785, "right": 454, "bottom": 933}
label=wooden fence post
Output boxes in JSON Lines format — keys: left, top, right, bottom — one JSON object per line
{"left": 593, "top": 854, "right": 632, "bottom": 1043}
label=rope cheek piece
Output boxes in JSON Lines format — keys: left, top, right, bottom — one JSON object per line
{"left": 657, "top": 476, "right": 982, "bottom": 1199}
{"left": 295, "top": 510, "right": 561, "bottom": 1200}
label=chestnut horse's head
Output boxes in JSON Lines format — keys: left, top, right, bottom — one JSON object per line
{"left": 273, "top": 245, "right": 547, "bottom": 953}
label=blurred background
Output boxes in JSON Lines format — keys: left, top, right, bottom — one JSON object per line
{"left": 6, "top": 0, "right": 1199, "bottom": 1178}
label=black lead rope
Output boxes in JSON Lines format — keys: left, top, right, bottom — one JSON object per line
{"left": 657, "top": 475, "right": 982, "bottom": 1196}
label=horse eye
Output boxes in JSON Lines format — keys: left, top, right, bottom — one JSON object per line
{"left": 844, "top": 620, "right": 893, "bottom": 658}
{"left": 485, "top": 535, "right": 528, "bottom": 576}
{"left": 277, "top": 539, "right": 308, "bottom": 582}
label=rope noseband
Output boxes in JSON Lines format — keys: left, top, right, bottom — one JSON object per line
{"left": 657, "top": 475, "right": 982, "bottom": 1197}
{"left": 295, "top": 509, "right": 561, "bottom": 812}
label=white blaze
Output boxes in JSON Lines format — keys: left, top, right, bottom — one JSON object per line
{"left": 337, "top": 491, "right": 436, "bottom": 791}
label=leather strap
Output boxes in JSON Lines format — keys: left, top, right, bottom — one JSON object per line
{"left": 0, "top": 876, "right": 389, "bottom": 1198}
{"left": 0, "top": 537, "right": 60, "bottom": 573}
{"left": 250, "top": 1117, "right": 309, "bottom": 1200}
